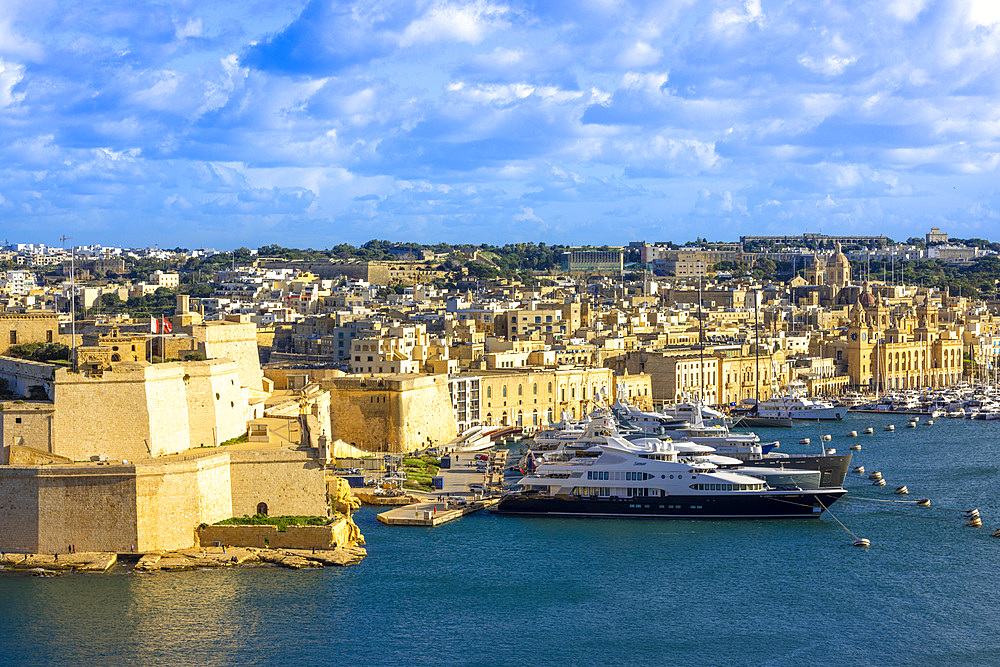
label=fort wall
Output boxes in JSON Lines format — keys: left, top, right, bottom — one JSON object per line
{"left": 227, "top": 448, "right": 328, "bottom": 518}
{"left": 0, "top": 356, "right": 55, "bottom": 399}
{"left": 190, "top": 320, "right": 264, "bottom": 391}
{"left": 0, "top": 404, "right": 54, "bottom": 456}
{"left": 321, "top": 374, "right": 457, "bottom": 452}
{"left": 135, "top": 453, "right": 232, "bottom": 551}
{"left": 196, "top": 523, "right": 341, "bottom": 549}
{"left": 182, "top": 360, "right": 246, "bottom": 448}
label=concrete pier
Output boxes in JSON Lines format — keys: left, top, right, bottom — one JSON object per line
{"left": 377, "top": 498, "right": 500, "bottom": 527}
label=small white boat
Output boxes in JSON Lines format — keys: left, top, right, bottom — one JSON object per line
{"left": 850, "top": 444, "right": 861, "bottom": 451}
{"left": 799, "top": 438, "right": 810, "bottom": 445}
{"left": 863, "top": 427, "right": 874, "bottom": 434}
{"left": 852, "top": 465, "right": 865, "bottom": 474}
{"left": 821, "top": 434, "right": 832, "bottom": 441}
{"left": 884, "top": 425, "right": 895, "bottom": 432}
{"left": 847, "top": 431, "right": 858, "bottom": 437}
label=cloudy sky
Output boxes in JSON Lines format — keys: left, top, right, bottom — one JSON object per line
{"left": 2, "top": 0, "right": 1000, "bottom": 249}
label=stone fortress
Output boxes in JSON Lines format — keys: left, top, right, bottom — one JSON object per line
{"left": 0, "top": 296, "right": 337, "bottom": 554}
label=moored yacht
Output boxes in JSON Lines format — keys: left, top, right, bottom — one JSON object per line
{"left": 498, "top": 438, "right": 846, "bottom": 519}
{"left": 752, "top": 393, "right": 846, "bottom": 421}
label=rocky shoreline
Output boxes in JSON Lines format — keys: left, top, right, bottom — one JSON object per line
{"left": 0, "top": 545, "right": 367, "bottom": 575}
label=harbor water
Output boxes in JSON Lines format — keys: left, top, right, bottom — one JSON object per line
{"left": 3, "top": 413, "right": 1000, "bottom": 666}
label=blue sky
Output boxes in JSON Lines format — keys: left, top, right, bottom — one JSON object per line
{"left": 2, "top": 0, "right": 1000, "bottom": 249}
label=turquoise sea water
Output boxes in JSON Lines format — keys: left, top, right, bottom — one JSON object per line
{"left": 3, "top": 413, "right": 1000, "bottom": 666}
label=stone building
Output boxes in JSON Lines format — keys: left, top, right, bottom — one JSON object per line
{"left": 821, "top": 284, "right": 964, "bottom": 390}
{"left": 0, "top": 312, "right": 64, "bottom": 354}
{"left": 478, "top": 367, "right": 652, "bottom": 427}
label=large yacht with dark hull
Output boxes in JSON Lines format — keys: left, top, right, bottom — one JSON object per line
{"left": 498, "top": 438, "right": 847, "bottom": 519}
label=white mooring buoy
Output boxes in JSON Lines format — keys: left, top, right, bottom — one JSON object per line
{"left": 853, "top": 538, "right": 871, "bottom": 547}
{"left": 852, "top": 465, "right": 865, "bottom": 474}
{"left": 873, "top": 478, "right": 887, "bottom": 487}
{"left": 895, "top": 485, "right": 909, "bottom": 495}
{"left": 822, "top": 434, "right": 832, "bottom": 441}
{"left": 869, "top": 471, "right": 883, "bottom": 480}
{"left": 916, "top": 498, "right": 931, "bottom": 507}
{"left": 847, "top": 430, "right": 858, "bottom": 437}
{"left": 850, "top": 444, "right": 861, "bottom": 451}
{"left": 799, "top": 438, "right": 810, "bottom": 445}
{"left": 885, "top": 424, "right": 895, "bottom": 431}
{"left": 863, "top": 427, "right": 874, "bottom": 434}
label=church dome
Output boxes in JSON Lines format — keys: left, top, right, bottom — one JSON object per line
{"left": 859, "top": 291, "right": 876, "bottom": 308}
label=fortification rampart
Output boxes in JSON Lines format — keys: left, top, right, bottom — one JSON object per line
{"left": 321, "top": 374, "right": 457, "bottom": 452}
{"left": 0, "top": 447, "right": 333, "bottom": 553}
{"left": 190, "top": 321, "right": 264, "bottom": 391}
{"left": 134, "top": 452, "right": 232, "bottom": 551}
{"left": 50, "top": 363, "right": 190, "bottom": 460}
{"left": 196, "top": 522, "right": 343, "bottom": 549}
{"left": 227, "top": 448, "right": 328, "bottom": 518}
{"left": 0, "top": 463, "right": 139, "bottom": 553}
{"left": 0, "top": 356, "right": 56, "bottom": 399}
{"left": 182, "top": 360, "right": 246, "bottom": 448}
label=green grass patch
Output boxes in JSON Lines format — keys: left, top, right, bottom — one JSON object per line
{"left": 214, "top": 514, "right": 331, "bottom": 532}
{"left": 220, "top": 433, "right": 249, "bottom": 446}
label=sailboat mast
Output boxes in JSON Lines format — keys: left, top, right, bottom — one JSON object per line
{"left": 699, "top": 276, "right": 705, "bottom": 404}
{"left": 754, "top": 287, "right": 760, "bottom": 410}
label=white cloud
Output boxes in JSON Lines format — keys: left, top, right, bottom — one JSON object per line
{"left": 967, "top": 0, "right": 1000, "bottom": 27}
{"left": 175, "top": 18, "right": 203, "bottom": 40}
{"left": 711, "top": 0, "right": 764, "bottom": 33}
{"left": 0, "top": 57, "right": 24, "bottom": 107}
{"left": 619, "top": 41, "right": 661, "bottom": 68}
{"left": 887, "top": 0, "right": 928, "bottom": 23}
{"left": 399, "top": 1, "right": 509, "bottom": 47}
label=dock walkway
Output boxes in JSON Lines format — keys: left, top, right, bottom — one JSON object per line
{"left": 377, "top": 497, "right": 500, "bottom": 527}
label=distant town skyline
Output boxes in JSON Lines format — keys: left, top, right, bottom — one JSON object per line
{"left": 2, "top": 1, "right": 1000, "bottom": 248}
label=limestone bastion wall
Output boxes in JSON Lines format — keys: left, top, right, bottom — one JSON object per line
{"left": 227, "top": 448, "right": 328, "bottom": 519}
{"left": 181, "top": 360, "right": 246, "bottom": 449}
{"left": 51, "top": 364, "right": 191, "bottom": 461}
{"left": 0, "top": 404, "right": 55, "bottom": 457}
{"left": 322, "top": 374, "right": 458, "bottom": 453}
{"left": 0, "top": 356, "right": 56, "bottom": 400}
{"left": 197, "top": 523, "right": 342, "bottom": 550}
{"left": 134, "top": 452, "right": 233, "bottom": 552}
{"left": 193, "top": 322, "right": 264, "bottom": 391}
{"left": 0, "top": 464, "right": 139, "bottom": 553}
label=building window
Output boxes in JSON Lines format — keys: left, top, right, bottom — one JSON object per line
{"left": 9, "top": 331, "right": 15, "bottom": 345}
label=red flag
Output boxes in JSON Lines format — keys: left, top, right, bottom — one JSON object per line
{"left": 162, "top": 318, "right": 173, "bottom": 334}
